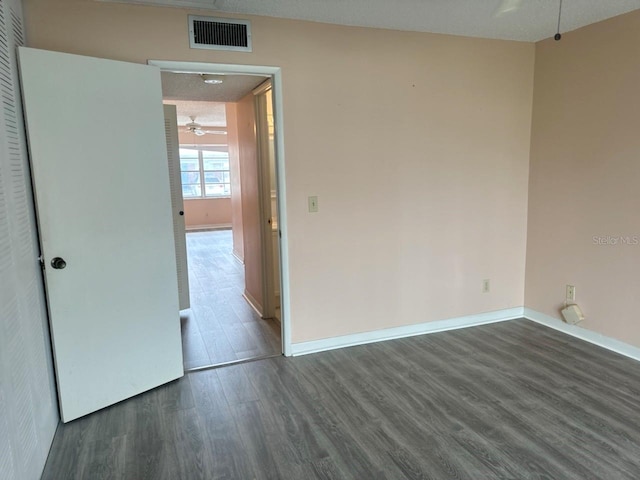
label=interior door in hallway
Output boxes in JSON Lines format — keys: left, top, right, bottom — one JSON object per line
{"left": 254, "top": 81, "right": 281, "bottom": 320}
{"left": 164, "top": 104, "right": 190, "bottom": 310}
{"left": 19, "top": 47, "right": 183, "bottom": 422}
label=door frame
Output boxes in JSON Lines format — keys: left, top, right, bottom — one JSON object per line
{"left": 148, "top": 60, "right": 292, "bottom": 357}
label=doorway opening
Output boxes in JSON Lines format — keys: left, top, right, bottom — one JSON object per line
{"left": 155, "top": 62, "right": 290, "bottom": 369}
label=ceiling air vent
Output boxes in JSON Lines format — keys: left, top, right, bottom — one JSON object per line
{"left": 188, "top": 15, "right": 252, "bottom": 52}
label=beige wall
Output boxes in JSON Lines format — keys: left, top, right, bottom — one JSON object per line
{"left": 236, "top": 92, "right": 263, "bottom": 311}
{"left": 526, "top": 11, "right": 640, "bottom": 346}
{"left": 23, "top": 0, "right": 535, "bottom": 343}
{"left": 183, "top": 197, "right": 231, "bottom": 229}
{"left": 226, "top": 103, "right": 245, "bottom": 261}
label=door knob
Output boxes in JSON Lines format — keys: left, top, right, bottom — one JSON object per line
{"left": 51, "top": 257, "right": 67, "bottom": 270}
{"left": 179, "top": 211, "right": 184, "bottom": 216}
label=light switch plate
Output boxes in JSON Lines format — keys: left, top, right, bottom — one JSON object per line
{"left": 308, "top": 196, "right": 318, "bottom": 213}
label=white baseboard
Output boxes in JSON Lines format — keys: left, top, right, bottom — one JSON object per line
{"left": 243, "top": 290, "right": 264, "bottom": 318}
{"left": 232, "top": 251, "right": 244, "bottom": 264}
{"left": 288, "top": 306, "right": 640, "bottom": 362}
{"left": 524, "top": 308, "right": 640, "bottom": 363}
{"left": 185, "top": 223, "right": 231, "bottom": 232}
{"left": 291, "top": 307, "right": 525, "bottom": 356}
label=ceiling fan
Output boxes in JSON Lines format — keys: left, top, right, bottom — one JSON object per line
{"left": 185, "top": 116, "right": 227, "bottom": 136}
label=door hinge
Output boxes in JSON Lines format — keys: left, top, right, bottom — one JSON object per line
{"left": 278, "top": 230, "right": 282, "bottom": 239}
{"left": 38, "top": 255, "right": 45, "bottom": 269}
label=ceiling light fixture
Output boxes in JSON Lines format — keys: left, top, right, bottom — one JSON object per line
{"left": 201, "top": 74, "right": 224, "bottom": 85}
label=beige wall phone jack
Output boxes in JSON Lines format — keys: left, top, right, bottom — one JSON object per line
{"left": 561, "top": 304, "right": 584, "bottom": 325}
{"left": 561, "top": 285, "right": 584, "bottom": 325}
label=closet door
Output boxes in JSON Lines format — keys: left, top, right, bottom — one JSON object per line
{"left": 19, "top": 47, "right": 183, "bottom": 422}
{"left": 0, "top": 2, "right": 58, "bottom": 479}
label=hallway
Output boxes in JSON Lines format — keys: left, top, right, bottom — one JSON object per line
{"left": 181, "top": 230, "right": 281, "bottom": 369}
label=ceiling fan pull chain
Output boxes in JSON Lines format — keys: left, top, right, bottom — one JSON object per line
{"left": 555, "top": 0, "right": 563, "bottom": 41}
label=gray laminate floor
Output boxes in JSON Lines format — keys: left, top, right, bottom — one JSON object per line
{"left": 41, "top": 319, "right": 640, "bottom": 479}
{"left": 183, "top": 230, "right": 281, "bottom": 369}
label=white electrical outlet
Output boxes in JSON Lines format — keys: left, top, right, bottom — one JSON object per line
{"left": 566, "top": 285, "right": 576, "bottom": 302}
{"left": 482, "top": 279, "right": 490, "bottom": 293}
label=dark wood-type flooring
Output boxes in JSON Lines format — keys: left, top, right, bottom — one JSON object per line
{"left": 182, "top": 230, "right": 281, "bottom": 369}
{"left": 42, "top": 319, "right": 640, "bottom": 479}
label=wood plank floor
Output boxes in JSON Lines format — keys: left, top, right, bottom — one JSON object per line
{"left": 183, "top": 230, "right": 281, "bottom": 369}
{"left": 41, "top": 319, "right": 640, "bottom": 479}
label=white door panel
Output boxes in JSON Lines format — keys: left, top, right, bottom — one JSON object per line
{"left": 254, "top": 81, "right": 280, "bottom": 319}
{"left": 18, "top": 47, "right": 183, "bottom": 422}
{"left": 163, "top": 104, "right": 190, "bottom": 310}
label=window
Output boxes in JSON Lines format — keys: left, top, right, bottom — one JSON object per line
{"left": 179, "top": 147, "right": 231, "bottom": 198}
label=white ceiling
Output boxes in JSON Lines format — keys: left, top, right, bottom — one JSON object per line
{"left": 161, "top": 72, "right": 268, "bottom": 103}
{"left": 164, "top": 99, "right": 227, "bottom": 126}
{"left": 106, "top": 0, "right": 640, "bottom": 42}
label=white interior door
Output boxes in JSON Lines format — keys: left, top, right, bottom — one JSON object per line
{"left": 254, "top": 81, "right": 279, "bottom": 319}
{"left": 163, "top": 104, "right": 190, "bottom": 311}
{"left": 18, "top": 47, "right": 184, "bottom": 422}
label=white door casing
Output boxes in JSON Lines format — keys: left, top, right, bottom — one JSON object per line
{"left": 163, "top": 104, "right": 190, "bottom": 311}
{"left": 148, "top": 59, "right": 292, "bottom": 356}
{"left": 19, "top": 47, "right": 184, "bottom": 422}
